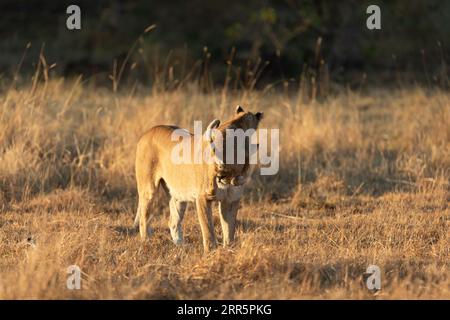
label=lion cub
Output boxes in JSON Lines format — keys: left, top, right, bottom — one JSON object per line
{"left": 134, "top": 106, "right": 263, "bottom": 252}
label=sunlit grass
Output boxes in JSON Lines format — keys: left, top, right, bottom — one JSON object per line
{"left": 0, "top": 77, "right": 448, "bottom": 299}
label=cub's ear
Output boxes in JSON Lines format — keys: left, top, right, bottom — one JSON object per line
{"left": 236, "top": 105, "right": 245, "bottom": 114}
{"left": 255, "top": 112, "right": 264, "bottom": 121}
{"left": 205, "top": 119, "right": 221, "bottom": 142}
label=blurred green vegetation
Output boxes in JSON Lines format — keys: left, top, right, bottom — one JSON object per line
{"left": 1, "top": 0, "right": 449, "bottom": 87}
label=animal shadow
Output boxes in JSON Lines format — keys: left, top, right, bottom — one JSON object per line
{"left": 114, "top": 225, "right": 139, "bottom": 236}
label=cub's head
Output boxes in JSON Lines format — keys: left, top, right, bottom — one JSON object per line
{"left": 221, "top": 105, "right": 264, "bottom": 132}
{"left": 204, "top": 105, "right": 264, "bottom": 185}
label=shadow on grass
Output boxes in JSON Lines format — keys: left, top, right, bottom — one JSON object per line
{"left": 113, "top": 225, "right": 139, "bottom": 236}
{"left": 248, "top": 146, "right": 417, "bottom": 202}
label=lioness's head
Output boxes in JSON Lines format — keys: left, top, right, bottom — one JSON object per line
{"left": 205, "top": 105, "right": 263, "bottom": 185}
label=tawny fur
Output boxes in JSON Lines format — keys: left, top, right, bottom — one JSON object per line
{"left": 133, "top": 106, "right": 263, "bottom": 252}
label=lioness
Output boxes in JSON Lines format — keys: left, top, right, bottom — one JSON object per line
{"left": 134, "top": 105, "right": 263, "bottom": 252}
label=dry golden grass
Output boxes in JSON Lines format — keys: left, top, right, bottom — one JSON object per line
{"left": 0, "top": 79, "right": 449, "bottom": 299}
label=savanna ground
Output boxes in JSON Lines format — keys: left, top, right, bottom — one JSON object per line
{"left": 0, "top": 75, "right": 449, "bottom": 299}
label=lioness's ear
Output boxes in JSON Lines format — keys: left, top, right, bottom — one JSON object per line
{"left": 236, "top": 105, "right": 245, "bottom": 114}
{"left": 255, "top": 112, "right": 264, "bottom": 121}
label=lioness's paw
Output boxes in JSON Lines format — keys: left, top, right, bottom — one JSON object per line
{"left": 140, "top": 226, "right": 153, "bottom": 240}
{"left": 172, "top": 238, "right": 183, "bottom": 246}
{"left": 170, "top": 232, "right": 183, "bottom": 245}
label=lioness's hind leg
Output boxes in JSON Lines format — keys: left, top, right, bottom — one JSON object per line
{"left": 169, "top": 198, "right": 187, "bottom": 245}
{"left": 136, "top": 188, "right": 155, "bottom": 241}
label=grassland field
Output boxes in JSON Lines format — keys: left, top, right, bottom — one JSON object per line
{"left": 0, "top": 77, "right": 449, "bottom": 299}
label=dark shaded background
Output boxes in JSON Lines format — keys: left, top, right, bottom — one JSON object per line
{"left": 1, "top": 0, "right": 449, "bottom": 88}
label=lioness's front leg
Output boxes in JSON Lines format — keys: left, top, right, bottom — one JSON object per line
{"left": 219, "top": 200, "right": 240, "bottom": 246}
{"left": 195, "top": 197, "right": 217, "bottom": 253}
